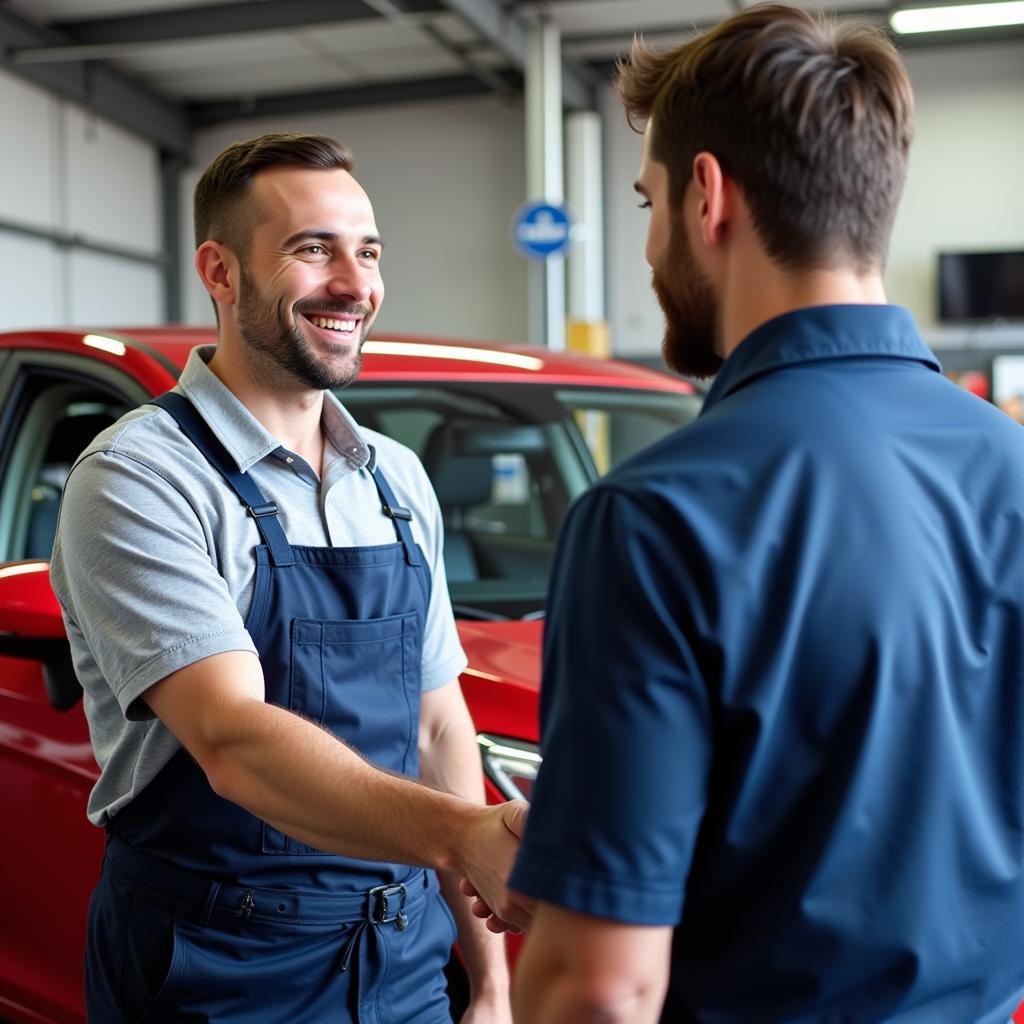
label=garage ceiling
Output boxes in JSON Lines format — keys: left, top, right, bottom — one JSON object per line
{"left": 1, "top": 0, "right": 1021, "bottom": 154}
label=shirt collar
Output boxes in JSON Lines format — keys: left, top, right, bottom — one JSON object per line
{"left": 322, "top": 390, "right": 372, "bottom": 471}
{"left": 701, "top": 305, "right": 941, "bottom": 414}
{"left": 176, "top": 345, "right": 372, "bottom": 473}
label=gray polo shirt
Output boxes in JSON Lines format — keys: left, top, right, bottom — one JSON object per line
{"left": 50, "top": 345, "right": 467, "bottom": 826}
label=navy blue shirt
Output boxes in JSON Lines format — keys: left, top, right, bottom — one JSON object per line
{"left": 510, "top": 306, "right": 1024, "bottom": 1023}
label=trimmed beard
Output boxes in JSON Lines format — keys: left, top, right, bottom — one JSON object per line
{"left": 652, "top": 216, "right": 723, "bottom": 380}
{"left": 237, "top": 267, "right": 371, "bottom": 392}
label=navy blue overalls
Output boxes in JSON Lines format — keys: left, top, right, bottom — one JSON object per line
{"left": 85, "top": 392, "right": 456, "bottom": 1023}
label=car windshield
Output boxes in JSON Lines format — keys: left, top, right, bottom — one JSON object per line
{"left": 340, "top": 382, "right": 703, "bottom": 620}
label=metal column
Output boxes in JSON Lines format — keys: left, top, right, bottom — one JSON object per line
{"left": 524, "top": 17, "right": 565, "bottom": 351}
{"left": 565, "top": 110, "right": 607, "bottom": 357}
{"left": 160, "top": 152, "right": 185, "bottom": 323}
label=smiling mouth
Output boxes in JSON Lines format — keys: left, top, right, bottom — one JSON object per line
{"left": 303, "top": 314, "right": 360, "bottom": 335}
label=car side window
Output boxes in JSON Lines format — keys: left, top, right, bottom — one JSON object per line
{"left": 0, "top": 380, "right": 130, "bottom": 562}
{"left": 367, "top": 405, "right": 553, "bottom": 538}
{"left": 373, "top": 408, "right": 444, "bottom": 458}
{"left": 460, "top": 449, "right": 558, "bottom": 541}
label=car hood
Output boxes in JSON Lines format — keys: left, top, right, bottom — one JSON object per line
{"left": 456, "top": 619, "right": 543, "bottom": 692}
{"left": 454, "top": 619, "right": 543, "bottom": 743}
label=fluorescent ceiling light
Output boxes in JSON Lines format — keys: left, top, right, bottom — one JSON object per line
{"left": 890, "top": 1, "right": 1024, "bottom": 33}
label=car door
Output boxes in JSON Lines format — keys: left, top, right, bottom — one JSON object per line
{"left": 0, "top": 346, "right": 150, "bottom": 1024}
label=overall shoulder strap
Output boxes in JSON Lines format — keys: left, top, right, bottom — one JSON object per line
{"left": 366, "top": 447, "right": 421, "bottom": 568}
{"left": 148, "top": 391, "right": 295, "bottom": 567}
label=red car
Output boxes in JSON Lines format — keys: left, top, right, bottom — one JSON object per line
{"left": 0, "top": 327, "right": 701, "bottom": 1024}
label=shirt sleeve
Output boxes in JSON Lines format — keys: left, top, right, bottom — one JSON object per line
{"left": 508, "top": 483, "right": 712, "bottom": 925}
{"left": 50, "top": 447, "right": 257, "bottom": 721}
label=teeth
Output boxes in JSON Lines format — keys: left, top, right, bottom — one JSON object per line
{"left": 310, "top": 316, "right": 356, "bottom": 333}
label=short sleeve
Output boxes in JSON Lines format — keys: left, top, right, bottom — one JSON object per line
{"left": 508, "top": 483, "right": 712, "bottom": 925}
{"left": 50, "top": 448, "right": 257, "bottom": 720}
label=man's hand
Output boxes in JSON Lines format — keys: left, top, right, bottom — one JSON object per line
{"left": 457, "top": 801, "right": 534, "bottom": 933}
{"left": 455, "top": 800, "right": 533, "bottom": 932}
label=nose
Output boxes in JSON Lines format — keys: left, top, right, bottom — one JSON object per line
{"left": 326, "top": 253, "right": 373, "bottom": 304}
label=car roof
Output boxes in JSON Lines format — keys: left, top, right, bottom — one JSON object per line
{"left": 0, "top": 327, "right": 694, "bottom": 393}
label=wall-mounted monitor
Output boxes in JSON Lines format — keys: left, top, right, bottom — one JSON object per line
{"left": 938, "top": 250, "right": 1024, "bottom": 323}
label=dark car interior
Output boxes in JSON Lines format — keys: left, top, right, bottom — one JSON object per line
{"left": 24, "top": 410, "right": 124, "bottom": 560}
{"left": 342, "top": 384, "right": 593, "bottom": 620}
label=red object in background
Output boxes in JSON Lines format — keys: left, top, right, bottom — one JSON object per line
{"left": 0, "top": 327, "right": 698, "bottom": 1023}
{"left": 958, "top": 369, "right": 991, "bottom": 401}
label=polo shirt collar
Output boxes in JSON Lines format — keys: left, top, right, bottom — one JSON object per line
{"left": 176, "top": 345, "right": 371, "bottom": 473}
{"left": 701, "top": 305, "right": 941, "bottom": 414}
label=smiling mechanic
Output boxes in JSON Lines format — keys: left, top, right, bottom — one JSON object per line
{"left": 50, "top": 132, "right": 527, "bottom": 1023}
{"left": 504, "top": 5, "right": 1024, "bottom": 1023}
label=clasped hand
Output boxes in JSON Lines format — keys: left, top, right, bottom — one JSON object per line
{"left": 459, "top": 799, "right": 535, "bottom": 933}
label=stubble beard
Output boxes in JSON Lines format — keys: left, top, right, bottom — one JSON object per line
{"left": 237, "top": 267, "right": 372, "bottom": 392}
{"left": 652, "top": 217, "right": 724, "bottom": 380}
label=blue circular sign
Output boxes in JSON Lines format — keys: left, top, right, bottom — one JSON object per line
{"left": 513, "top": 200, "right": 572, "bottom": 260}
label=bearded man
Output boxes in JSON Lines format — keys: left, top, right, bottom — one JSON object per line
{"left": 502, "top": 6, "right": 1024, "bottom": 1023}
{"left": 51, "top": 132, "right": 527, "bottom": 1024}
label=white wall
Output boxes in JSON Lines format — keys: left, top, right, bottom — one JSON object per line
{"left": 186, "top": 95, "right": 529, "bottom": 345}
{"left": 0, "top": 71, "right": 58, "bottom": 231}
{"left": 888, "top": 41, "right": 1024, "bottom": 348}
{"left": 4, "top": 36, "right": 1022, "bottom": 349}
{"left": 0, "top": 66, "right": 165, "bottom": 330}
{"left": 604, "top": 40, "right": 1024, "bottom": 357}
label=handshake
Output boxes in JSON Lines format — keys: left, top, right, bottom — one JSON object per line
{"left": 456, "top": 798, "right": 534, "bottom": 933}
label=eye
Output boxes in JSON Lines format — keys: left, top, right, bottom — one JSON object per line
{"left": 637, "top": 200, "right": 651, "bottom": 210}
{"left": 358, "top": 249, "right": 380, "bottom": 261}
{"left": 299, "top": 244, "right": 326, "bottom": 256}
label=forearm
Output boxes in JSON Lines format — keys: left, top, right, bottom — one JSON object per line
{"left": 145, "top": 654, "right": 531, "bottom": 928}
{"left": 515, "top": 977, "right": 654, "bottom": 1024}
{"left": 513, "top": 957, "right": 666, "bottom": 1024}
{"left": 205, "top": 695, "right": 480, "bottom": 871}
{"left": 513, "top": 942, "right": 587, "bottom": 1024}
{"left": 419, "top": 686, "right": 511, "bottom": 1001}
{"left": 512, "top": 905, "right": 670, "bottom": 1024}
{"left": 439, "top": 872, "right": 510, "bottom": 1004}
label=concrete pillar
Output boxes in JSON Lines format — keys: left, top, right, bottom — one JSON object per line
{"left": 565, "top": 109, "right": 608, "bottom": 358}
{"left": 524, "top": 17, "right": 565, "bottom": 351}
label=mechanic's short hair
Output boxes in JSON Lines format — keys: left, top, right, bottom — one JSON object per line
{"left": 616, "top": 2, "right": 914, "bottom": 272}
{"left": 193, "top": 132, "right": 354, "bottom": 256}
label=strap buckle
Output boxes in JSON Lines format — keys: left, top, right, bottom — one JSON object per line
{"left": 368, "top": 882, "right": 408, "bottom": 927}
{"left": 381, "top": 501, "right": 412, "bottom": 522}
{"left": 246, "top": 501, "right": 279, "bottom": 519}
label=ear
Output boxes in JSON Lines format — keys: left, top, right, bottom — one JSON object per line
{"left": 195, "top": 241, "right": 239, "bottom": 307}
{"left": 690, "top": 152, "right": 730, "bottom": 248}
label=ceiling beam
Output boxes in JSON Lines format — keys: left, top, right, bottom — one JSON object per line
{"left": 9, "top": 0, "right": 443, "bottom": 63}
{"left": 362, "top": 0, "right": 518, "bottom": 104}
{"left": 435, "top": 0, "right": 597, "bottom": 110}
{"left": 189, "top": 70, "right": 522, "bottom": 128}
{"left": 0, "top": 5, "right": 190, "bottom": 157}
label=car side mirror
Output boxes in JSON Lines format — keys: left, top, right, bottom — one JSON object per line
{"left": 0, "top": 561, "right": 81, "bottom": 711}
